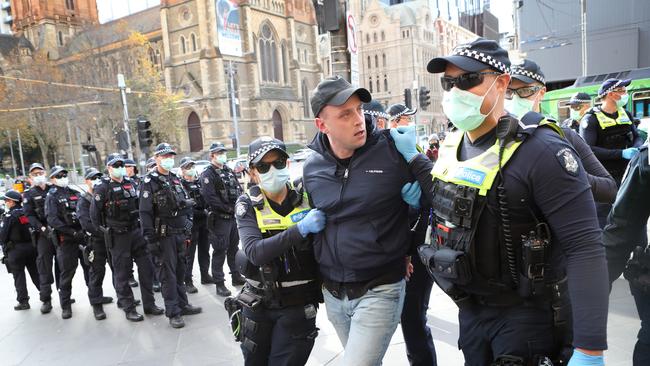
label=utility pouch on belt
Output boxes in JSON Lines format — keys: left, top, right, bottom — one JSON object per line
{"left": 237, "top": 288, "right": 263, "bottom": 309}
{"left": 429, "top": 247, "right": 472, "bottom": 285}
{"left": 99, "top": 226, "right": 114, "bottom": 251}
{"left": 224, "top": 296, "right": 243, "bottom": 342}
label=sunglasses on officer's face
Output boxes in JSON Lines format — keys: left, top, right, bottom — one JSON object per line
{"left": 111, "top": 162, "right": 125, "bottom": 168}
{"left": 254, "top": 158, "right": 287, "bottom": 174}
{"left": 440, "top": 71, "right": 501, "bottom": 92}
{"left": 505, "top": 86, "right": 542, "bottom": 99}
{"left": 55, "top": 173, "right": 68, "bottom": 179}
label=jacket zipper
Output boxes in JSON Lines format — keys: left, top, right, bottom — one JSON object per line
{"left": 335, "top": 158, "right": 353, "bottom": 276}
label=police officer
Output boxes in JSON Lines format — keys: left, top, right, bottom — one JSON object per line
{"left": 77, "top": 168, "right": 114, "bottom": 320}
{"left": 23, "top": 162, "right": 59, "bottom": 314}
{"left": 0, "top": 190, "right": 40, "bottom": 310}
{"left": 233, "top": 137, "right": 324, "bottom": 365}
{"left": 179, "top": 157, "right": 210, "bottom": 293}
{"left": 603, "top": 145, "right": 650, "bottom": 365}
{"left": 45, "top": 166, "right": 85, "bottom": 319}
{"left": 200, "top": 142, "right": 245, "bottom": 297}
{"left": 580, "top": 78, "right": 644, "bottom": 227}
{"left": 146, "top": 158, "right": 156, "bottom": 173}
{"left": 562, "top": 92, "right": 592, "bottom": 133}
{"left": 91, "top": 154, "right": 162, "bottom": 322}
{"left": 125, "top": 158, "right": 141, "bottom": 187}
{"left": 506, "top": 59, "right": 617, "bottom": 204}
{"left": 392, "top": 38, "right": 608, "bottom": 365}
{"left": 387, "top": 103, "right": 417, "bottom": 129}
{"left": 362, "top": 100, "right": 390, "bottom": 130}
{"left": 139, "top": 143, "right": 202, "bottom": 328}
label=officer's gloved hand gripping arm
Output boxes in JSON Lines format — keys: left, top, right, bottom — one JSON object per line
{"left": 390, "top": 126, "right": 436, "bottom": 204}
{"left": 235, "top": 196, "right": 325, "bottom": 266}
{"left": 603, "top": 148, "right": 650, "bottom": 283}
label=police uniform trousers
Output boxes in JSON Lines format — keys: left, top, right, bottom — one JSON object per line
{"left": 401, "top": 256, "right": 437, "bottom": 366}
{"left": 87, "top": 238, "right": 114, "bottom": 305}
{"left": 185, "top": 220, "right": 209, "bottom": 284}
{"left": 110, "top": 229, "right": 155, "bottom": 311}
{"left": 56, "top": 237, "right": 79, "bottom": 309}
{"left": 155, "top": 233, "right": 189, "bottom": 317}
{"left": 209, "top": 217, "right": 239, "bottom": 283}
{"left": 6, "top": 242, "right": 40, "bottom": 303}
{"left": 630, "top": 283, "right": 650, "bottom": 365}
{"left": 241, "top": 303, "right": 319, "bottom": 366}
{"left": 77, "top": 246, "right": 90, "bottom": 286}
{"left": 36, "top": 233, "right": 60, "bottom": 302}
{"left": 458, "top": 301, "right": 559, "bottom": 365}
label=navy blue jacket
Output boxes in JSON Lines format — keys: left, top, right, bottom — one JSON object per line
{"left": 302, "top": 119, "right": 430, "bottom": 283}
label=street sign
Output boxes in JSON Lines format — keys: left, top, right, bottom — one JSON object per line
{"left": 346, "top": 11, "right": 359, "bottom": 86}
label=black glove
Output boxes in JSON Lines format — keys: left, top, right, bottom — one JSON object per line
{"left": 73, "top": 231, "right": 87, "bottom": 244}
{"left": 146, "top": 239, "right": 161, "bottom": 257}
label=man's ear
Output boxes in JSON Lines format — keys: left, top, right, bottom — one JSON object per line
{"left": 315, "top": 117, "right": 328, "bottom": 134}
{"left": 496, "top": 73, "right": 511, "bottom": 92}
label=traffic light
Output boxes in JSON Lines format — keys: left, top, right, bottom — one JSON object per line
{"left": 137, "top": 116, "right": 153, "bottom": 149}
{"left": 419, "top": 86, "right": 431, "bottom": 110}
{"left": 404, "top": 88, "right": 412, "bottom": 109}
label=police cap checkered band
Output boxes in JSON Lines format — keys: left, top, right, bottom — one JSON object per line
{"left": 453, "top": 48, "right": 510, "bottom": 74}
{"left": 363, "top": 109, "right": 390, "bottom": 120}
{"left": 248, "top": 136, "right": 289, "bottom": 165}
{"left": 568, "top": 92, "right": 591, "bottom": 105}
{"left": 511, "top": 66, "right": 545, "bottom": 84}
{"left": 598, "top": 78, "right": 632, "bottom": 98}
{"left": 154, "top": 143, "right": 176, "bottom": 156}
{"left": 427, "top": 38, "right": 511, "bottom": 74}
{"left": 386, "top": 104, "right": 417, "bottom": 121}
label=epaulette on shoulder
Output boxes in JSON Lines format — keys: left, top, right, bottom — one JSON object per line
{"left": 247, "top": 185, "right": 265, "bottom": 210}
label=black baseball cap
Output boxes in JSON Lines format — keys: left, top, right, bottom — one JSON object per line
{"left": 568, "top": 92, "right": 591, "bottom": 106}
{"left": 311, "top": 76, "right": 371, "bottom": 117}
{"left": 511, "top": 59, "right": 545, "bottom": 85}
{"left": 28, "top": 163, "right": 45, "bottom": 173}
{"left": 248, "top": 136, "right": 289, "bottom": 165}
{"left": 427, "top": 38, "right": 510, "bottom": 74}
{"left": 598, "top": 78, "right": 631, "bottom": 98}
{"left": 386, "top": 103, "right": 417, "bottom": 120}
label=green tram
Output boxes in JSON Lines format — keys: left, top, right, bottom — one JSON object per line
{"left": 540, "top": 67, "right": 650, "bottom": 122}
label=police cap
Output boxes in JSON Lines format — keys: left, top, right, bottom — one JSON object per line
{"left": 568, "top": 92, "right": 592, "bottom": 106}
{"left": 248, "top": 136, "right": 289, "bottom": 165}
{"left": 362, "top": 100, "right": 390, "bottom": 120}
{"left": 386, "top": 103, "right": 417, "bottom": 121}
{"left": 208, "top": 142, "right": 228, "bottom": 153}
{"left": 510, "top": 59, "right": 546, "bottom": 85}
{"left": 598, "top": 78, "right": 632, "bottom": 98}
{"left": 124, "top": 158, "right": 137, "bottom": 167}
{"left": 154, "top": 143, "right": 177, "bottom": 156}
{"left": 1, "top": 189, "right": 22, "bottom": 202}
{"left": 28, "top": 162, "right": 45, "bottom": 173}
{"left": 146, "top": 157, "right": 156, "bottom": 169}
{"left": 427, "top": 37, "right": 510, "bottom": 74}
{"left": 179, "top": 157, "right": 195, "bottom": 169}
{"left": 49, "top": 165, "right": 68, "bottom": 178}
{"left": 106, "top": 153, "right": 125, "bottom": 167}
{"left": 84, "top": 168, "right": 102, "bottom": 180}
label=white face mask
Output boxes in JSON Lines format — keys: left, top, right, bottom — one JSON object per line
{"left": 55, "top": 177, "right": 69, "bottom": 188}
{"left": 32, "top": 175, "right": 46, "bottom": 186}
{"left": 442, "top": 77, "right": 500, "bottom": 132}
{"left": 91, "top": 178, "right": 102, "bottom": 187}
{"left": 258, "top": 166, "right": 290, "bottom": 194}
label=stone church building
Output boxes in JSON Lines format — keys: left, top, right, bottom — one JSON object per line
{"left": 7, "top": 0, "right": 322, "bottom": 155}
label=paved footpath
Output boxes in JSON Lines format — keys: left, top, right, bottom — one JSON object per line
{"left": 0, "top": 261, "right": 638, "bottom": 365}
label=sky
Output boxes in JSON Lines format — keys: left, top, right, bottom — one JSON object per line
{"left": 96, "top": 0, "right": 514, "bottom": 33}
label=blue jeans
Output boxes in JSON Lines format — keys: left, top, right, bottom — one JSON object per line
{"left": 323, "top": 279, "right": 406, "bottom": 366}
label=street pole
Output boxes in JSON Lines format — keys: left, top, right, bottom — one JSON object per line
{"left": 15, "top": 129, "right": 26, "bottom": 177}
{"left": 5, "top": 130, "right": 16, "bottom": 177}
{"left": 330, "top": 0, "right": 350, "bottom": 81}
{"left": 65, "top": 119, "right": 77, "bottom": 178}
{"left": 580, "top": 0, "right": 587, "bottom": 77}
{"left": 117, "top": 74, "right": 134, "bottom": 159}
{"left": 227, "top": 60, "right": 241, "bottom": 158}
{"left": 75, "top": 125, "right": 86, "bottom": 175}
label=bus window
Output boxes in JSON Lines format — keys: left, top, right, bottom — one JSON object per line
{"left": 557, "top": 100, "right": 571, "bottom": 121}
{"left": 632, "top": 90, "right": 650, "bottom": 118}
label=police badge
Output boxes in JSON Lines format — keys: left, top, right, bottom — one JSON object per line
{"left": 556, "top": 148, "right": 579, "bottom": 176}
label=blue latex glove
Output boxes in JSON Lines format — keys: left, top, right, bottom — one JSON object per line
{"left": 390, "top": 126, "right": 419, "bottom": 162}
{"left": 622, "top": 147, "right": 639, "bottom": 160}
{"left": 567, "top": 349, "right": 605, "bottom": 366}
{"left": 401, "top": 181, "right": 422, "bottom": 209}
{"left": 297, "top": 209, "right": 326, "bottom": 237}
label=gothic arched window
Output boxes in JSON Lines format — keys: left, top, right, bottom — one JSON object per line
{"left": 259, "top": 23, "right": 279, "bottom": 83}
{"left": 180, "top": 36, "right": 186, "bottom": 54}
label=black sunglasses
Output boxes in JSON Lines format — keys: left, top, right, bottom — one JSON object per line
{"left": 111, "top": 162, "right": 125, "bottom": 168}
{"left": 255, "top": 159, "right": 287, "bottom": 174}
{"left": 506, "top": 86, "right": 542, "bottom": 99}
{"left": 55, "top": 173, "right": 68, "bottom": 179}
{"left": 440, "top": 71, "right": 500, "bottom": 92}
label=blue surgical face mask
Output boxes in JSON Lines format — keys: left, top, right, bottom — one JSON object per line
{"left": 259, "top": 166, "right": 290, "bottom": 194}
{"left": 570, "top": 108, "right": 582, "bottom": 121}
{"left": 504, "top": 95, "right": 535, "bottom": 120}
{"left": 161, "top": 158, "right": 175, "bottom": 171}
{"left": 216, "top": 154, "right": 228, "bottom": 165}
{"left": 616, "top": 94, "right": 629, "bottom": 108}
{"left": 442, "top": 76, "right": 500, "bottom": 132}
{"left": 110, "top": 167, "right": 126, "bottom": 179}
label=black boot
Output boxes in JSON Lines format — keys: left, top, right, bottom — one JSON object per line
{"left": 61, "top": 307, "right": 72, "bottom": 319}
{"left": 14, "top": 302, "right": 30, "bottom": 311}
{"left": 93, "top": 304, "right": 106, "bottom": 320}
{"left": 180, "top": 304, "right": 202, "bottom": 315}
{"left": 231, "top": 272, "right": 246, "bottom": 286}
{"left": 200, "top": 274, "right": 215, "bottom": 284}
{"left": 128, "top": 277, "right": 139, "bottom": 288}
{"left": 169, "top": 315, "right": 185, "bottom": 328}
{"left": 117, "top": 299, "right": 141, "bottom": 309}
{"left": 144, "top": 304, "right": 165, "bottom": 315}
{"left": 215, "top": 282, "right": 231, "bottom": 297}
{"left": 40, "top": 301, "right": 52, "bottom": 314}
{"left": 186, "top": 282, "right": 198, "bottom": 294}
{"left": 125, "top": 309, "right": 144, "bottom": 322}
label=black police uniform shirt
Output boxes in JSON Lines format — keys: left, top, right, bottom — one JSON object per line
{"left": 181, "top": 177, "right": 207, "bottom": 222}
{"left": 23, "top": 184, "right": 51, "bottom": 231}
{"left": 580, "top": 108, "right": 643, "bottom": 178}
{"left": 138, "top": 170, "right": 192, "bottom": 240}
{"left": 603, "top": 145, "right": 650, "bottom": 283}
{"left": 0, "top": 205, "right": 32, "bottom": 249}
{"left": 199, "top": 163, "right": 241, "bottom": 215}
{"left": 77, "top": 192, "right": 102, "bottom": 240}
{"left": 90, "top": 177, "right": 139, "bottom": 229}
{"left": 410, "top": 124, "right": 609, "bottom": 351}
{"left": 45, "top": 186, "right": 82, "bottom": 236}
